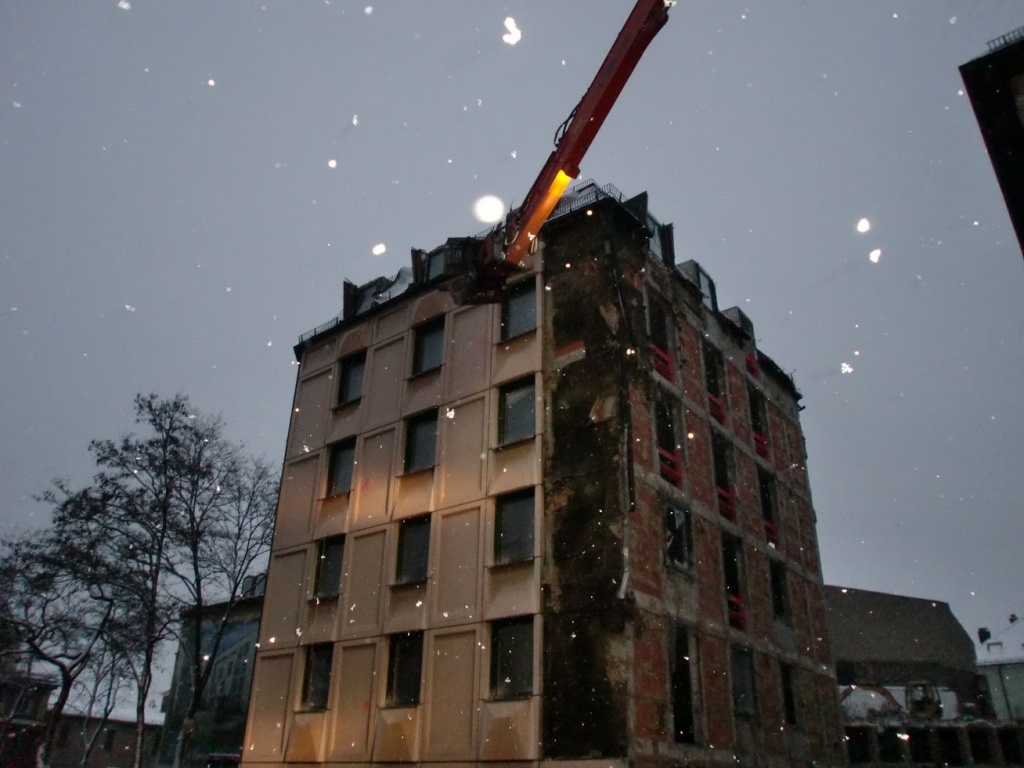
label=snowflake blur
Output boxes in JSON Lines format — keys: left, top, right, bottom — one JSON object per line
{"left": 841, "top": 362, "right": 854, "bottom": 374}
{"left": 869, "top": 249, "right": 881, "bottom": 263}
{"left": 502, "top": 17, "right": 522, "bottom": 45}
{"left": 371, "top": 243, "right": 386, "bottom": 256}
{"left": 472, "top": 195, "right": 506, "bottom": 224}
{"left": 856, "top": 218, "right": 870, "bottom": 233}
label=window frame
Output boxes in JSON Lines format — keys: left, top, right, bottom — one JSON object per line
{"left": 411, "top": 317, "right": 445, "bottom": 376}
{"left": 730, "top": 645, "right": 758, "bottom": 719}
{"left": 385, "top": 631, "right": 424, "bottom": 708}
{"left": 494, "top": 489, "right": 535, "bottom": 565}
{"left": 337, "top": 351, "right": 366, "bottom": 407}
{"left": 671, "top": 624, "right": 698, "bottom": 744}
{"left": 301, "top": 643, "right": 334, "bottom": 712}
{"left": 404, "top": 410, "right": 438, "bottom": 474}
{"left": 395, "top": 515, "right": 431, "bottom": 585}
{"left": 498, "top": 376, "right": 536, "bottom": 446}
{"left": 490, "top": 616, "right": 534, "bottom": 701}
{"left": 326, "top": 439, "right": 356, "bottom": 497}
{"left": 722, "top": 533, "right": 746, "bottom": 630}
{"left": 769, "top": 558, "right": 791, "bottom": 623}
{"left": 702, "top": 339, "right": 726, "bottom": 400}
{"left": 655, "top": 388, "right": 684, "bottom": 486}
{"left": 500, "top": 279, "right": 537, "bottom": 341}
{"left": 665, "top": 504, "right": 693, "bottom": 572}
{"left": 313, "top": 535, "right": 345, "bottom": 599}
{"left": 780, "top": 662, "right": 799, "bottom": 726}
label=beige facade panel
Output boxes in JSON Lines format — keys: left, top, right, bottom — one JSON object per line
{"left": 341, "top": 530, "right": 387, "bottom": 640}
{"left": 313, "top": 493, "right": 348, "bottom": 541}
{"left": 391, "top": 469, "right": 435, "bottom": 521}
{"left": 285, "top": 710, "right": 328, "bottom": 762}
{"left": 244, "top": 652, "right": 295, "bottom": 761}
{"left": 383, "top": 581, "right": 427, "bottom": 634}
{"left": 303, "top": 337, "right": 337, "bottom": 374}
{"left": 431, "top": 505, "right": 482, "bottom": 627}
{"left": 446, "top": 305, "right": 492, "bottom": 402}
{"left": 339, "top": 323, "right": 372, "bottom": 357}
{"left": 478, "top": 697, "right": 539, "bottom": 761}
{"left": 423, "top": 628, "right": 479, "bottom": 760}
{"left": 492, "top": 330, "right": 541, "bottom": 387}
{"left": 411, "top": 290, "right": 452, "bottom": 326}
{"left": 374, "top": 304, "right": 410, "bottom": 344}
{"left": 352, "top": 429, "right": 396, "bottom": 531}
{"left": 287, "top": 371, "right": 335, "bottom": 459}
{"left": 273, "top": 457, "right": 319, "bottom": 552}
{"left": 488, "top": 439, "right": 539, "bottom": 495}
{"left": 328, "top": 401, "right": 363, "bottom": 445}
{"left": 483, "top": 559, "right": 540, "bottom": 621}
{"left": 304, "top": 597, "right": 340, "bottom": 645}
{"left": 403, "top": 367, "right": 443, "bottom": 417}
{"left": 327, "top": 641, "right": 379, "bottom": 761}
{"left": 262, "top": 551, "right": 308, "bottom": 647}
{"left": 373, "top": 706, "right": 421, "bottom": 762}
{"left": 438, "top": 396, "right": 486, "bottom": 508}
{"left": 363, "top": 338, "right": 406, "bottom": 432}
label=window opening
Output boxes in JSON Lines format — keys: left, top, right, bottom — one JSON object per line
{"left": 780, "top": 663, "right": 798, "bottom": 725}
{"left": 730, "top": 645, "right": 757, "bottom": 718}
{"left": 404, "top": 410, "right": 438, "bottom": 473}
{"left": 655, "top": 391, "right": 683, "bottom": 486}
{"left": 495, "top": 489, "right": 534, "bottom": 564}
{"left": 338, "top": 352, "right": 366, "bottom": 406}
{"left": 665, "top": 505, "right": 693, "bottom": 571}
{"left": 314, "top": 536, "right": 345, "bottom": 599}
{"left": 498, "top": 377, "right": 536, "bottom": 445}
{"left": 769, "top": 559, "right": 790, "bottom": 622}
{"left": 648, "top": 297, "right": 675, "bottom": 380}
{"left": 412, "top": 318, "right": 444, "bottom": 375}
{"left": 748, "top": 384, "right": 769, "bottom": 458}
{"left": 301, "top": 643, "right": 334, "bottom": 711}
{"left": 103, "top": 729, "right": 116, "bottom": 751}
{"left": 500, "top": 279, "right": 537, "bottom": 341}
{"left": 722, "top": 534, "right": 746, "bottom": 630}
{"left": 758, "top": 468, "right": 779, "bottom": 547}
{"left": 386, "top": 632, "right": 424, "bottom": 707}
{"left": 671, "top": 625, "right": 697, "bottom": 744}
{"left": 712, "top": 432, "right": 736, "bottom": 520}
{"left": 702, "top": 340, "right": 727, "bottom": 423}
{"left": 846, "top": 726, "right": 873, "bottom": 763}
{"left": 395, "top": 515, "right": 430, "bottom": 584}
{"left": 327, "top": 439, "right": 356, "bottom": 497}
{"left": 491, "top": 617, "right": 534, "bottom": 700}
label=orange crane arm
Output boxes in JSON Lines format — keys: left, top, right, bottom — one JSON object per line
{"left": 500, "top": 0, "right": 672, "bottom": 267}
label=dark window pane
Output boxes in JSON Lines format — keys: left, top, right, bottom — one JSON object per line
{"left": 405, "top": 411, "right": 437, "bottom": 472}
{"left": 496, "top": 490, "right": 534, "bottom": 564}
{"left": 501, "top": 281, "right": 536, "bottom": 340}
{"left": 655, "top": 394, "right": 678, "bottom": 454}
{"left": 748, "top": 384, "right": 767, "bottom": 435}
{"left": 396, "top": 515, "right": 430, "bottom": 584}
{"left": 386, "top": 632, "right": 423, "bottom": 707}
{"left": 338, "top": 353, "right": 366, "bottom": 405}
{"left": 672, "top": 625, "right": 696, "bottom": 743}
{"left": 412, "top": 318, "right": 444, "bottom": 375}
{"left": 327, "top": 440, "right": 356, "bottom": 496}
{"left": 499, "top": 378, "right": 535, "bottom": 445}
{"left": 426, "top": 249, "right": 446, "bottom": 281}
{"left": 730, "top": 646, "right": 757, "bottom": 718}
{"left": 722, "top": 535, "right": 743, "bottom": 597}
{"left": 302, "top": 643, "right": 333, "bottom": 711}
{"left": 314, "top": 536, "right": 345, "bottom": 598}
{"left": 781, "top": 663, "right": 798, "bottom": 725}
{"left": 491, "top": 617, "right": 533, "bottom": 699}
{"left": 649, "top": 299, "right": 670, "bottom": 352}
{"left": 770, "top": 560, "right": 790, "bottom": 620}
{"left": 665, "top": 505, "right": 692, "bottom": 571}
{"left": 703, "top": 341, "right": 724, "bottom": 398}
{"left": 758, "top": 469, "right": 776, "bottom": 523}
{"left": 712, "top": 433, "right": 732, "bottom": 489}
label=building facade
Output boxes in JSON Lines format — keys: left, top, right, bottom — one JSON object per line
{"left": 241, "top": 182, "right": 843, "bottom": 768}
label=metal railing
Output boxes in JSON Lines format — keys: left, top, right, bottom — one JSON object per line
{"left": 986, "top": 24, "right": 1024, "bottom": 52}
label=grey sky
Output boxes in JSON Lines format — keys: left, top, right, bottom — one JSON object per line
{"left": 2, "top": 1, "right": 1021, "bottom": 648}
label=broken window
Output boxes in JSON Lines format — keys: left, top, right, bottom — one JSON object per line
{"left": 780, "top": 662, "right": 798, "bottom": 726}
{"left": 495, "top": 489, "right": 534, "bottom": 565}
{"left": 498, "top": 377, "right": 535, "bottom": 445}
{"left": 412, "top": 317, "right": 445, "bottom": 375}
{"left": 758, "top": 468, "right": 779, "bottom": 546}
{"left": 301, "top": 643, "right": 334, "bottom": 711}
{"left": 769, "top": 559, "right": 790, "bottom": 622}
{"left": 648, "top": 295, "right": 675, "bottom": 380}
{"left": 500, "top": 279, "right": 537, "bottom": 341}
{"left": 404, "top": 410, "right": 437, "bottom": 473}
{"left": 395, "top": 515, "right": 430, "bottom": 584}
{"left": 730, "top": 645, "right": 757, "bottom": 718}
{"left": 665, "top": 504, "right": 693, "bottom": 572}
{"left": 313, "top": 535, "right": 345, "bottom": 599}
{"left": 655, "top": 390, "right": 683, "bottom": 486}
{"left": 491, "top": 617, "right": 533, "bottom": 700}
{"left": 712, "top": 432, "right": 736, "bottom": 520}
{"left": 326, "top": 438, "right": 356, "bottom": 496}
{"left": 386, "top": 632, "right": 424, "bottom": 707}
{"left": 702, "top": 340, "right": 727, "bottom": 422}
{"left": 671, "top": 624, "right": 697, "bottom": 744}
{"left": 722, "top": 534, "right": 746, "bottom": 630}
{"left": 425, "top": 248, "right": 446, "bottom": 281}
{"left": 337, "top": 351, "right": 366, "bottom": 406}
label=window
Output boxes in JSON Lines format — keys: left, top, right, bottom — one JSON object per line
{"left": 671, "top": 625, "right": 697, "bottom": 743}
{"left": 696, "top": 265, "right": 717, "bottom": 312}
{"left": 712, "top": 432, "right": 735, "bottom": 520}
{"left": 648, "top": 296, "right": 674, "bottom": 380}
{"left": 665, "top": 505, "right": 693, "bottom": 571}
{"left": 769, "top": 559, "right": 790, "bottom": 621}
{"left": 301, "top": 643, "right": 333, "bottom": 711}
{"left": 748, "top": 384, "right": 767, "bottom": 435}
{"left": 702, "top": 340, "right": 725, "bottom": 398}
{"left": 655, "top": 390, "right": 683, "bottom": 485}
{"left": 103, "top": 728, "right": 116, "bottom": 751}
{"left": 425, "top": 248, "right": 446, "bottom": 281}
{"left": 780, "top": 663, "right": 798, "bottom": 725}
{"left": 412, "top": 318, "right": 444, "bottom": 375}
{"left": 758, "top": 468, "right": 779, "bottom": 546}
{"left": 730, "top": 645, "right": 757, "bottom": 718}
{"left": 722, "top": 534, "right": 746, "bottom": 630}
{"left": 326, "top": 439, "right": 356, "bottom": 497}
{"left": 386, "top": 632, "right": 423, "bottom": 707}
{"left": 498, "top": 377, "right": 535, "bottom": 445}
{"left": 404, "top": 410, "right": 437, "bottom": 473}
{"left": 491, "top": 617, "right": 533, "bottom": 700}
{"left": 500, "top": 279, "right": 536, "bottom": 341}
{"left": 495, "top": 489, "right": 534, "bottom": 564}
{"left": 337, "top": 352, "right": 366, "bottom": 406}
{"left": 313, "top": 536, "right": 345, "bottom": 598}
{"left": 395, "top": 515, "right": 430, "bottom": 584}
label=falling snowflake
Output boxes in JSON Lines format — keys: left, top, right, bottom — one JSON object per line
{"left": 841, "top": 362, "right": 854, "bottom": 374}
{"left": 364, "top": 5, "right": 373, "bottom": 14}
{"left": 445, "top": 408, "right": 456, "bottom": 419}
{"left": 352, "top": 114, "right": 359, "bottom": 126}
{"left": 117, "top": 0, "right": 131, "bottom": 9}
{"left": 12, "top": 101, "right": 22, "bottom": 109}
{"left": 371, "top": 243, "right": 386, "bottom": 256}
{"left": 207, "top": 78, "right": 216, "bottom": 87}
{"left": 510, "top": 150, "right": 517, "bottom": 159}
{"left": 856, "top": 218, "right": 870, "bottom": 233}
{"left": 124, "top": 304, "right": 136, "bottom": 312}
{"left": 267, "top": 340, "right": 273, "bottom": 347}
{"left": 327, "top": 158, "right": 337, "bottom": 169}
{"left": 949, "top": 16, "right": 957, "bottom": 24}
{"left": 502, "top": 17, "right": 522, "bottom": 45}
{"left": 472, "top": 195, "right": 505, "bottom": 224}
{"left": 869, "top": 249, "right": 881, "bottom": 263}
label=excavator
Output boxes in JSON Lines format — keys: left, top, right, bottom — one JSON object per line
{"left": 461, "top": 0, "right": 674, "bottom": 301}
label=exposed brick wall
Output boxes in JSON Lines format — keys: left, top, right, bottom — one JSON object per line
{"left": 633, "top": 611, "right": 669, "bottom": 741}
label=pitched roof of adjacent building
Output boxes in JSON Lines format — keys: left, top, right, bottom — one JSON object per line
{"left": 823, "top": 585, "right": 975, "bottom": 673}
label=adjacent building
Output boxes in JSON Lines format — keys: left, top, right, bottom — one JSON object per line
{"left": 960, "top": 25, "right": 1024, "bottom": 258}
{"left": 241, "top": 181, "right": 843, "bottom": 768}
{"left": 978, "top": 617, "right": 1024, "bottom": 724}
